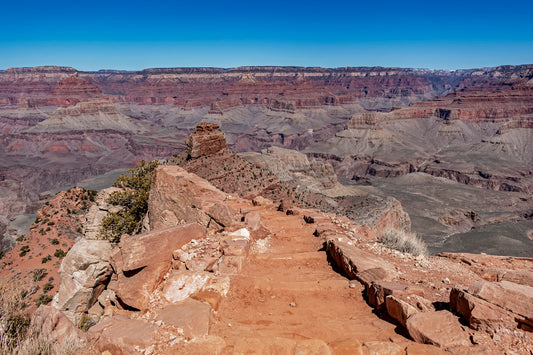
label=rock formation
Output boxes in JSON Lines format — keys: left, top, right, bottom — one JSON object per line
{"left": 51, "top": 238, "right": 113, "bottom": 323}
{"left": 33, "top": 164, "right": 531, "bottom": 354}
{"left": 3, "top": 119, "right": 530, "bottom": 353}
{"left": 184, "top": 123, "right": 228, "bottom": 159}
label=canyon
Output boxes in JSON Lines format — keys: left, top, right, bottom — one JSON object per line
{"left": 0, "top": 123, "right": 533, "bottom": 355}
{"left": 0, "top": 65, "right": 532, "bottom": 257}
{"left": 0, "top": 121, "right": 531, "bottom": 354}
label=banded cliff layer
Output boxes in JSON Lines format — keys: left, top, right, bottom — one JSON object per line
{"left": 0, "top": 65, "right": 532, "bottom": 255}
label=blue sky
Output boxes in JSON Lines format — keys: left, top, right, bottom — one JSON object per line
{"left": 1, "top": 0, "right": 532, "bottom": 70}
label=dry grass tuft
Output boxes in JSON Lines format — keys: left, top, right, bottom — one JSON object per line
{"left": 0, "top": 282, "right": 30, "bottom": 354}
{"left": 378, "top": 229, "right": 428, "bottom": 256}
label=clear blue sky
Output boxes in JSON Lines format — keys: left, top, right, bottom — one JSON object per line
{"left": 1, "top": 0, "right": 532, "bottom": 70}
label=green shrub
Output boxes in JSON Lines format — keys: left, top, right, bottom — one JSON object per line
{"left": 16, "top": 235, "right": 24, "bottom": 242}
{"left": 378, "top": 229, "right": 428, "bottom": 256}
{"left": 88, "top": 189, "right": 97, "bottom": 202}
{"left": 47, "top": 221, "right": 55, "bottom": 226}
{"left": 100, "top": 159, "right": 159, "bottom": 242}
{"left": 19, "top": 245, "right": 30, "bottom": 257}
{"left": 32, "top": 269, "right": 48, "bottom": 282}
{"left": 42, "top": 282, "right": 54, "bottom": 293}
{"left": 41, "top": 255, "right": 52, "bottom": 264}
{"left": 54, "top": 249, "right": 66, "bottom": 258}
{"left": 79, "top": 314, "right": 96, "bottom": 332}
{"left": 51, "top": 238, "right": 59, "bottom": 245}
{"left": 34, "top": 294, "right": 53, "bottom": 306}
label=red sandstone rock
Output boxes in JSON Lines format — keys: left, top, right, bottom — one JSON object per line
{"left": 156, "top": 298, "right": 212, "bottom": 339}
{"left": 329, "top": 339, "right": 364, "bottom": 355}
{"left": 325, "top": 235, "right": 397, "bottom": 285}
{"left": 450, "top": 287, "right": 515, "bottom": 332}
{"left": 232, "top": 337, "right": 297, "bottom": 354}
{"left": 185, "top": 123, "right": 227, "bottom": 159}
{"left": 110, "top": 223, "right": 206, "bottom": 310}
{"left": 468, "top": 280, "right": 533, "bottom": 319}
{"left": 220, "top": 237, "right": 250, "bottom": 257}
{"left": 367, "top": 281, "right": 424, "bottom": 310}
{"left": 406, "top": 311, "right": 471, "bottom": 348}
{"left": 147, "top": 165, "right": 228, "bottom": 230}
{"left": 385, "top": 295, "right": 418, "bottom": 328}
{"left": 243, "top": 210, "right": 262, "bottom": 231}
{"left": 363, "top": 341, "right": 404, "bottom": 355}
{"left": 207, "top": 201, "right": 239, "bottom": 228}
{"left": 87, "top": 315, "right": 158, "bottom": 354}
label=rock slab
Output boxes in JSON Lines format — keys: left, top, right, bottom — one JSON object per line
{"left": 110, "top": 223, "right": 206, "bottom": 310}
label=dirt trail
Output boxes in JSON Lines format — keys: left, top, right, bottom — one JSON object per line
{"left": 210, "top": 202, "right": 414, "bottom": 352}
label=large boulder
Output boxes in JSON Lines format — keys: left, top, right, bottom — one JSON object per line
{"left": 52, "top": 238, "right": 113, "bottom": 323}
{"left": 406, "top": 311, "right": 471, "bottom": 348}
{"left": 325, "top": 235, "right": 397, "bottom": 286}
{"left": 468, "top": 280, "right": 533, "bottom": 320}
{"left": 450, "top": 287, "right": 515, "bottom": 332}
{"left": 367, "top": 281, "right": 424, "bottom": 310}
{"left": 147, "top": 165, "right": 233, "bottom": 230}
{"left": 110, "top": 223, "right": 206, "bottom": 310}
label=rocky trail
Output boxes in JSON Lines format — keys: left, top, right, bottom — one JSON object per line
{"left": 204, "top": 200, "right": 436, "bottom": 354}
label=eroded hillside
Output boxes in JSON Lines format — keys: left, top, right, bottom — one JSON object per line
{"left": 0, "top": 65, "right": 532, "bottom": 256}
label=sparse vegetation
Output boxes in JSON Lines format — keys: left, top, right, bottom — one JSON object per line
{"left": 378, "top": 229, "right": 428, "bottom": 256}
{"left": 54, "top": 248, "right": 67, "bottom": 258}
{"left": 100, "top": 159, "right": 159, "bottom": 242}
{"left": 32, "top": 268, "right": 48, "bottom": 282}
{"left": 34, "top": 293, "right": 53, "bottom": 306}
{"left": 51, "top": 238, "right": 59, "bottom": 245}
{"left": 41, "top": 255, "right": 52, "bottom": 264}
{"left": 79, "top": 314, "right": 96, "bottom": 332}
{"left": 0, "top": 283, "right": 31, "bottom": 352}
{"left": 87, "top": 189, "right": 97, "bottom": 202}
{"left": 42, "top": 282, "right": 54, "bottom": 293}
{"left": 54, "top": 249, "right": 67, "bottom": 258}
{"left": 19, "top": 245, "right": 30, "bottom": 257}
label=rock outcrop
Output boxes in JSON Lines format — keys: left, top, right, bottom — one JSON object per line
{"left": 317, "top": 214, "right": 533, "bottom": 353}
{"left": 109, "top": 223, "right": 206, "bottom": 310}
{"left": 52, "top": 238, "right": 113, "bottom": 323}
{"left": 147, "top": 165, "right": 238, "bottom": 231}
{"left": 184, "top": 122, "right": 227, "bottom": 159}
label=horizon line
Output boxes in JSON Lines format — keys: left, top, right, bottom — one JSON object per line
{"left": 2, "top": 63, "right": 533, "bottom": 73}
